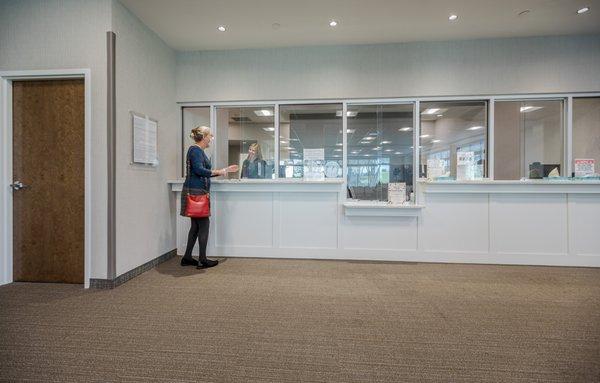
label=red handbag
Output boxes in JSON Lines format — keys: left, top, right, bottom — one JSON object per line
{"left": 185, "top": 193, "right": 210, "bottom": 218}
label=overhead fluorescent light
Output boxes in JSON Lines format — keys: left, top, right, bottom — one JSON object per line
{"left": 329, "top": 20, "right": 338, "bottom": 27}
{"left": 334, "top": 149, "right": 342, "bottom": 152}
{"left": 262, "top": 127, "right": 275, "bottom": 132}
{"left": 380, "top": 141, "right": 391, "bottom": 144}
{"left": 372, "top": 147, "right": 381, "bottom": 150}
{"left": 385, "top": 149, "right": 393, "bottom": 152}
{"left": 449, "top": 14, "right": 458, "bottom": 21}
{"left": 336, "top": 143, "right": 342, "bottom": 146}
{"left": 280, "top": 140, "right": 288, "bottom": 144}
{"left": 254, "top": 109, "right": 273, "bottom": 117}
{"left": 520, "top": 106, "right": 543, "bottom": 113}
{"left": 577, "top": 7, "right": 590, "bottom": 14}
{"left": 421, "top": 108, "right": 440, "bottom": 115}
{"left": 399, "top": 127, "right": 413, "bottom": 132}
{"left": 335, "top": 110, "right": 358, "bottom": 117}
{"left": 420, "top": 134, "right": 430, "bottom": 138}
{"left": 467, "top": 126, "right": 484, "bottom": 130}
{"left": 364, "top": 136, "right": 376, "bottom": 140}
{"left": 395, "top": 152, "right": 403, "bottom": 155}
{"left": 339, "top": 129, "right": 356, "bottom": 134}
{"left": 351, "top": 150, "right": 359, "bottom": 154}
{"left": 432, "top": 139, "right": 442, "bottom": 143}
{"left": 217, "top": 25, "right": 227, "bottom": 32}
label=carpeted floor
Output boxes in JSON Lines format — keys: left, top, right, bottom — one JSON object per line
{"left": 1, "top": 257, "right": 599, "bottom": 382}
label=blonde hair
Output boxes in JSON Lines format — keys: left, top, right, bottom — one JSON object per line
{"left": 190, "top": 126, "right": 211, "bottom": 142}
{"left": 248, "top": 143, "right": 263, "bottom": 160}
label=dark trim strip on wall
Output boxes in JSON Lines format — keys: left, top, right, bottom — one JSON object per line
{"left": 107, "top": 31, "right": 117, "bottom": 280}
{"left": 90, "top": 249, "right": 177, "bottom": 289}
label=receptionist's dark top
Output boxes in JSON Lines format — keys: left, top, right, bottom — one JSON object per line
{"left": 241, "top": 158, "right": 267, "bottom": 179}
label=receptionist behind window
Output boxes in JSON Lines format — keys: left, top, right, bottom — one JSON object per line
{"left": 241, "top": 143, "right": 267, "bottom": 179}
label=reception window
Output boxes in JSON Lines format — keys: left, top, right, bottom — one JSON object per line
{"left": 346, "top": 104, "right": 414, "bottom": 202}
{"left": 279, "top": 104, "right": 343, "bottom": 179}
{"left": 216, "top": 106, "right": 276, "bottom": 179}
{"left": 494, "top": 100, "right": 564, "bottom": 180}
{"left": 419, "top": 101, "right": 488, "bottom": 180}
{"left": 181, "top": 106, "right": 211, "bottom": 177}
{"left": 572, "top": 97, "right": 600, "bottom": 177}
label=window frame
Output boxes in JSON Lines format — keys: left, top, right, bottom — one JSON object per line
{"left": 178, "top": 91, "right": 600, "bottom": 199}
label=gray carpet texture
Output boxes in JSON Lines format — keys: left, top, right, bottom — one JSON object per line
{"left": 1, "top": 257, "right": 599, "bottom": 382}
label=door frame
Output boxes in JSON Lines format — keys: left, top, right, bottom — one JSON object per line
{"left": 0, "top": 69, "right": 92, "bottom": 288}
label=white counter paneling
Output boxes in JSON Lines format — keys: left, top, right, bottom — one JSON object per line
{"left": 490, "top": 194, "right": 568, "bottom": 255}
{"left": 568, "top": 194, "right": 600, "bottom": 257}
{"left": 169, "top": 180, "right": 600, "bottom": 267}
{"left": 342, "top": 216, "right": 418, "bottom": 251}
{"left": 279, "top": 192, "right": 338, "bottom": 249}
{"left": 420, "top": 193, "right": 489, "bottom": 253}
{"left": 215, "top": 192, "right": 273, "bottom": 247}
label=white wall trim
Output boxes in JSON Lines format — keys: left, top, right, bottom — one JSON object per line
{"left": 0, "top": 69, "right": 92, "bottom": 288}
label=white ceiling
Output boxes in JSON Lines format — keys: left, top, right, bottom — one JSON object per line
{"left": 120, "top": 0, "right": 600, "bottom": 51}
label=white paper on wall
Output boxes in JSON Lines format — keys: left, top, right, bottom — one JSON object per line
{"left": 574, "top": 159, "right": 595, "bottom": 177}
{"left": 456, "top": 151, "right": 475, "bottom": 180}
{"left": 303, "top": 148, "right": 325, "bottom": 180}
{"left": 388, "top": 182, "right": 406, "bottom": 204}
{"left": 133, "top": 114, "right": 158, "bottom": 165}
{"left": 427, "top": 158, "right": 445, "bottom": 179}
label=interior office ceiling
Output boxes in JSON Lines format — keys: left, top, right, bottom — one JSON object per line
{"left": 120, "top": 0, "right": 600, "bottom": 51}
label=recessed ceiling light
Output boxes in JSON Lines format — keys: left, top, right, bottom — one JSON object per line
{"left": 432, "top": 139, "right": 442, "bottom": 143}
{"left": 520, "top": 106, "right": 543, "bottom": 113}
{"left": 280, "top": 140, "right": 288, "bottom": 144}
{"left": 395, "top": 152, "right": 403, "bottom": 155}
{"left": 372, "top": 147, "right": 381, "bottom": 150}
{"left": 217, "top": 25, "right": 226, "bottom": 32}
{"left": 335, "top": 110, "right": 357, "bottom": 117}
{"left": 339, "top": 129, "right": 355, "bottom": 134}
{"left": 577, "top": 7, "right": 590, "bottom": 14}
{"left": 422, "top": 108, "right": 440, "bottom": 115}
{"left": 329, "top": 20, "right": 338, "bottom": 27}
{"left": 336, "top": 143, "right": 342, "bottom": 146}
{"left": 380, "top": 141, "right": 391, "bottom": 144}
{"left": 254, "top": 109, "right": 273, "bottom": 117}
{"left": 364, "top": 136, "right": 376, "bottom": 140}
{"left": 385, "top": 149, "right": 393, "bottom": 152}
{"left": 334, "top": 149, "right": 342, "bottom": 152}
{"left": 449, "top": 14, "right": 458, "bottom": 21}
{"left": 262, "top": 127, "right": 275, "bottom": 132}
{"left": 436, "top": 114, "right": 443, "bottom": 117}
{"left": 420, "top": 134, "right": 430, "bottom": 138}
{"left": 467, "top": 126, "right": 484, "bottom": 130}
{"left": 399, "top": 127, "right": 413, "bottom": 132}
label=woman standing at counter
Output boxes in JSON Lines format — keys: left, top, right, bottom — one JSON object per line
{"left": 180, "top": 126, "right": 237, "bottom": 269}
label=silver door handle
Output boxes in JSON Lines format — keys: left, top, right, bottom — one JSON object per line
{"left": 10, "top": 181, "right": 28, "bottom": 191}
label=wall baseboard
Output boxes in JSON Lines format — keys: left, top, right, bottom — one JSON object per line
{"left": 89, "top": 249, "right": 176, "bottom": 289}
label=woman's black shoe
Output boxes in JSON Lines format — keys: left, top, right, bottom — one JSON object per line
{"left": 197, "top": 259, "right": 219, "bottom": 269}
{"left": 180, "top": 257, "right": 199, "bottom": 266}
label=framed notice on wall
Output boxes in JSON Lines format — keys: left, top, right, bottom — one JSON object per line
{"left": 131, "top": 112, "right": 158, "bottom": 165}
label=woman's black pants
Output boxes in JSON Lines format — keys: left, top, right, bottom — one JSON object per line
{"left": 183, "top": 217, "right": 209, "bottom": 262}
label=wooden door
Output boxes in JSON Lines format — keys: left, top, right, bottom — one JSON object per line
{"left": 12, "top": 80, "right": 84, "bottom": 284}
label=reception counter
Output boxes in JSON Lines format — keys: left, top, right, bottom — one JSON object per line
{"left": 169, "top": 178, "right": 600, "bottom": 267}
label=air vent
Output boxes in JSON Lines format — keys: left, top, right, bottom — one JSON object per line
{"left": 231, "top": 117, "right": 252, "bottom": 122}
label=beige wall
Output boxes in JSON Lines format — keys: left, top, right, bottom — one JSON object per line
{"left": 0, "top": 0, "right": 112, "bottom": 279}
{"left": 177, "top": 35, "right": 600, "bottom": 102}
{"left": 111, "top": 0, "right": 179, "bottom": 276}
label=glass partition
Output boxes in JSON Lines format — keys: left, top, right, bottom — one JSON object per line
{"left": 494, "top": 100, "right": 564, "bottom": 179}
{"left": 419, "top": 101, "right": 487, "bottom": 180}
{"left": 346, "top": 104, "right": 414, "bottom": 202}
{"left": 279, "top": 104, "right": 343, "bottom": 179}
{"left": 572, "top": 97, "right": 600, "bottom": 177}
{"left": 182, "top": 106, "right": 211, "bottom": 177}
{"left": 216, "top": 106, "right": 276, "bottom": 179}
